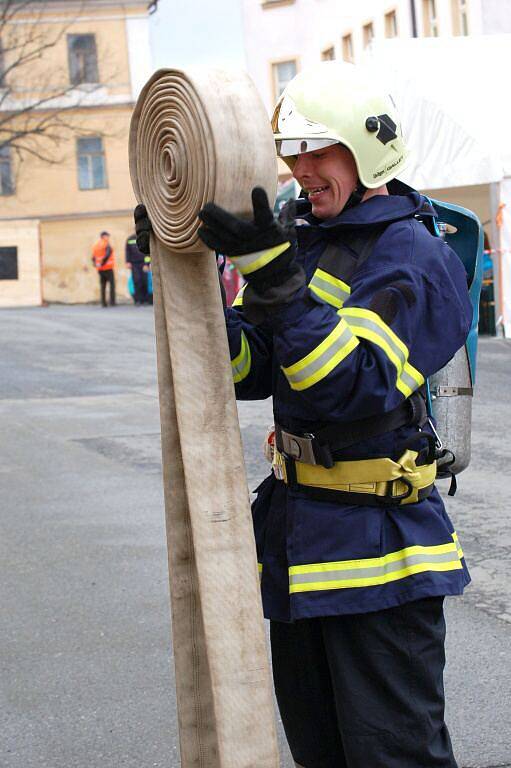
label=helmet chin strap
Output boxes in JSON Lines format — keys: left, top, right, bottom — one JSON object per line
{"left": 343, "top": 180, "right": 367, "bottom": 211}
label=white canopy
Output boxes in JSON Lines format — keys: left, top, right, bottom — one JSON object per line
{"left": 365, "top": 35, "right": 511, "bottom": 335}
{"left": 366, "top": 34, "right": 511, "bottom": 186}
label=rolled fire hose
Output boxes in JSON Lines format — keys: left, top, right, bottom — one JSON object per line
{"left": 129, "top": 69, "right": 279, "bottom": 768}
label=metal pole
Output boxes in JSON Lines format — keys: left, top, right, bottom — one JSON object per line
{"left": 489, "top": 182, "right": 504, "bottom": 335}
{"left": 410, "top": 0, "right": 418, "bottom": 37}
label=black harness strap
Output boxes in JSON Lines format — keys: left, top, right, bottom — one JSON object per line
{"left": 317, "top": 226, "right": 386, "bottom": 284}
{"left": 275, "top": 389, "right": 428, "bottom": 470}
{"left": 310, "top": 389, "right": 427, "bottom": 452}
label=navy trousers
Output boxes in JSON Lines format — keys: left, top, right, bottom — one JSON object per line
{"left": 99, "top": 269, "right": 115, "bottom": 306}
{"left": 270, "top": 597, "right": 457, "bottom": 768}
{"left": 131, "top": 262, "right": 149, "bottom": 304}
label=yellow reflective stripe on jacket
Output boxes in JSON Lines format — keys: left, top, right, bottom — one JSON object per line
{"left": 233, "top": 267, "right": 350, "bottom": 309}
{"left": 233, "top": 241, "right": 291, "bottom": 276}
{"left": 231, "top": 331, "right": 251, "bottom": 383}
{"left": 288, "top": 540, "right": 463, "bottom": 594}
{"left": 452, "top": 531, "right": 464, "bottom": 559}
{"left": 339, "top": 306, "right": 424, "bottom": 397}
{"left": 232, "top": 283, "right": 247, "bottom": 307}
{"left": 282, "top": 317, "right": 359, "bottom": 391}
{"left": 232, "top": 269, "right": 351, "bottom": 309}
{"left": 309, "top": 268, "right": 351, "bottom": 309}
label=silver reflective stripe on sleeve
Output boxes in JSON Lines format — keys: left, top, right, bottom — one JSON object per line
{"left": 309, "top": 268, "right": 351, "bottom": 309}
{"left": 231, "top": 331, "right": 251, "bottom": 383}
{"left": 339, "top": 307, "right": 424, "bottom": 397}
{"left": 282, "top": 317, "right": 359, "bottom": 391}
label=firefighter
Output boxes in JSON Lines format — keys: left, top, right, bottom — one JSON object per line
{"left": 136, "top": 62, "right": 472, "bottom": 768}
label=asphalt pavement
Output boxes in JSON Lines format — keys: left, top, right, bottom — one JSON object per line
{"left": 1, "top": 304, "right": 510, "bottom": 768}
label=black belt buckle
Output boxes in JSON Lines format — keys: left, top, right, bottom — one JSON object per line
{"left": 281, "top": 451, "right": 298, "bottom": 488}
{"left": 305, "top": 434, "right": 334, "bottom": 469}
{"left": 382, "top": 477, "right": 413, "bottom": 505}
{"left": 278, "top": 428, "right": 334, "bottom": 469}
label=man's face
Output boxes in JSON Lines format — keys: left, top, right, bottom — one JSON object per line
{"left": 292, "top": 143, "right": 358, "bottom": 219}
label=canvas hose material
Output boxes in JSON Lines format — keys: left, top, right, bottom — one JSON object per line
{"left": 129, "top": 68, "right": 279, "bottom": 768}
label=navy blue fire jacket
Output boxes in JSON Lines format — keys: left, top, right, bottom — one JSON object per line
{"left": 225, "top": 189, "right": 472, "bottom": 623}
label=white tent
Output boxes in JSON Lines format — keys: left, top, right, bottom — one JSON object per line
{"left": 366, "top": 34, "right": 511, "bottom": 336}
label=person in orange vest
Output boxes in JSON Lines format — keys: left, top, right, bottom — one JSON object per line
{"left": 91, "top": 231, "right": 116, "bottom": 307}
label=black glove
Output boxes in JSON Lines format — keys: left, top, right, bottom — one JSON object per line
{"left": 198, "top": 187, "right": 297, "bottom": 292}
{"left": 134, "top": 204, "right": 152, "bottom": 255}
{"left": 133, "top": 202, "right": 228, "bottom": 309}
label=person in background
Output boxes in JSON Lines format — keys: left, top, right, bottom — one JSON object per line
{"left": 143, "top": 253, "right": 153, "bottom": 305}
{"left": 126, "top": 232, "right": 150, "bottom": 305}
{"left": 92, "top": 231, "right": 116, "bottom": 308}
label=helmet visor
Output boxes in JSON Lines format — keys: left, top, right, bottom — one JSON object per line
{"left": 275, "top": 137, "right": 339, "bottom": 158}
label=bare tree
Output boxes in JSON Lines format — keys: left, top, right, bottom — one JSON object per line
{"left": 0, "top": 0, "right": 111, "bottom": 165}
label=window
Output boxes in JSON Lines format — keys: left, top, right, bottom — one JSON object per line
{"left": 68, "top": 34, "right": 99, "bottom": 86}
{"left": 342, "top": 33, "right": 354, "bottom": 62}
{"left": 321, "top": 46, "right": 335, "bottom": 61}
{"left": 272, "top": 60, "right": 297, "bottom": 99}
{"left": 0, "top": 247, "right": 18, "bottom": 280}
{"left": 363, "top": 22, "right": 375, "bottom": 48}
{"left": 451, "top": 0, "right": 469, "bottom": 35}
{"left": 77, "top": 137, "right": 107, "bottom": 190}
{"left": 384, "top": 10, "right": 398, "bottom": 37}
{"left": 0, "top": 145, "right": 14, "bottom": 195}
{"left": 261, "top": 0, "right": 295, "bottom": 6}
{"left": 423, "top": 0, "right": 439, "bottom": 36}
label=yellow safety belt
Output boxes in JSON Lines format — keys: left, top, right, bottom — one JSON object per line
{"left": 273, "top": 448, "right": 436, "bottom": 505}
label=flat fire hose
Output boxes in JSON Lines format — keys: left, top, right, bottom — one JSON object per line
{"left": 129, "top": 69, "right": 280, "bottom": 768}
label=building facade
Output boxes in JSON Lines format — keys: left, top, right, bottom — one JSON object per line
{"left": 0, "top": 0, "right": 153, "bottom": 307}
{"left": 240, "top": 0, "right": 488, "bottom": 180}
{"left": 239, "top": 0, "right": 511, "bottom": 334}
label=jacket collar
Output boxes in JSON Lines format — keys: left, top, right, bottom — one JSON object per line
{"left": 295, "top": 180, "right": 436, "bottom": 230}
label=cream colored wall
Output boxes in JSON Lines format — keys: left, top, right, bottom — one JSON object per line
{"left": 0, "top": 220, "right": 42, "bottom": 308}
{"left": 1, "top": 107, "right": 136, "bottom": 220}
{"left": 416, "top": 0, "right": 483, "bottom": 36}
{"left": 240, "top": 0, "right": 483, "bottom": 117}
{"left": 423, "top": 184, "right": 491, "bottom": 233}
{"left": 4, "top": 2, "right": 148, "bottom": 102}
{"left": 0, "top": 1, "right": 149, "bottom": 306}
{"left": 40, "top": 214, "right": 135, "bottom": 304}
{"left": 241, "top": 0, "right": 415, "bottom": 112}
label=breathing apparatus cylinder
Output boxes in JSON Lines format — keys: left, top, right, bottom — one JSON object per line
{"left": 430, "top": 347, "right": 473, "bottom": 476}
{"left": 427, "top": 198, "right": 483, "bottom": 479}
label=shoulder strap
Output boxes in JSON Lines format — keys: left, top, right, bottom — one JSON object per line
{"left": 317, "top": 226, "right": 387, "bottom": 283}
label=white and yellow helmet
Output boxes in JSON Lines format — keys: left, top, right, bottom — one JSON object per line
{"left": 271, "top": 61, "right": 409, "bottom": 189}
